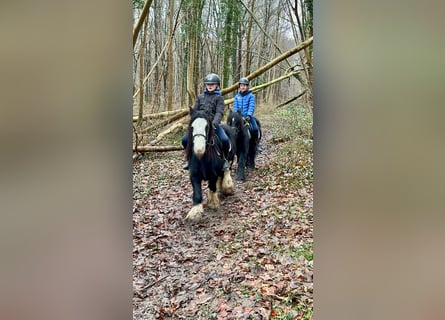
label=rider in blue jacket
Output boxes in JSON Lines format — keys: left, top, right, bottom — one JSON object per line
{"left": 233, "top": 77, "right": 259, "bottom": 139}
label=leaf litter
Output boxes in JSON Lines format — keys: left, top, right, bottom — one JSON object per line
{"left": 133, "top": 107, "right": 313, "bottom": 319}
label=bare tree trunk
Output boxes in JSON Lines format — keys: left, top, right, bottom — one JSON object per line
{"left": 136, "top": 18, "right": 148, "bottom": 127}
{"left": 245, "top": 0, "right": 255, "bottom": 75}
{"left": 186, "top": 38, "right": 196, "bottom": 105}
{"left": 167, "top": 0, "right": 174, "bottom": 111}
{"left": 133, "top": 0, "right": 154, "bottom": 48}
{"left": 236, "top": 22, "right": 242, "bottom": 81}
{"left": 184, "top": 0, "right": 204, "bottom": 105}
{"left": 293, "top": 0, "right": 311, "bottom": 94}
{"left": 150, "top": 0, "right": 162, "bottom": 111}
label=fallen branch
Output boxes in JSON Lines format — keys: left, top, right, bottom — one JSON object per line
{"left": 149, "top": 121, "right": 185, "bottom": 145}
{"left": 223, "top": 71, "right": 301, "bottom": 107}
{"left": 132, "top": 108, "right": 187, "bottom": 122}
{"left": 140, "top": 109, "right": 189, "bottom": 134}
{"left": 221, "top": 36, "right": 313, "bottom": 95}
{"left": 143, "top": 275, "right": 168, "bottom": 290}
{"left": 276, "top": 90, "right": 306, "bottom": 108}
{"left": 133, "top": 145, "right": 183, "bottom": 152}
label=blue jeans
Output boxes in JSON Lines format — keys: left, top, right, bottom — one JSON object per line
{"left": 249, "top": 117, "right": 259, "bottom": 136}
{"left": 182, "top": 125, "right": 229, "bottom": 151}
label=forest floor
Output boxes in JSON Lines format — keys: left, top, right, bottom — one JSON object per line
{"left": 133, "top": 105, "right": 313, "bottom": 319}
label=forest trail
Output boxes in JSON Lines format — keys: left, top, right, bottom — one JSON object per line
{"left": 133, "top": 106, "right": 313, "bottom": 319}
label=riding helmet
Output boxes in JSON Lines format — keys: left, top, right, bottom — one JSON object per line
{"left": 239, "top": 77, "right": 249, "bottom": 85}
{"left": 204, "top": 73, "right": 221, "bottom": 85}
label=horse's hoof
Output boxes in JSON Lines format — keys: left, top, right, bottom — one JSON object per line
{"left": 185, "top": 204, "right": 203, "bottom": 222}
{"left": 207, "top": 190, "right": 220, "bottom": 210}
{"left": 221, "top": 171, "right": 235, "bottom": 195}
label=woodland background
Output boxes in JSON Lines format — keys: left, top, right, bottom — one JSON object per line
{"left": 132, "top": 0, "right": 313, "bottom": 148}
{"left": 132, "top": 0, "right": 314, "bottom": 318}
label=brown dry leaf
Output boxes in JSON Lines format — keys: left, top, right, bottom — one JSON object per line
{"left": 264, "top": 264, "right": 275, "bottom": 271}
{"left": 260, "top": 285, "right": 277, "bottom": 296}
{"left": 195, "top": 293, "right": 213, "bottom": 305}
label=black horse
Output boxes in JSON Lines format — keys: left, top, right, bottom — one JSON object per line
{"left": 184, "top": 109, "right": 235, "bottom": 222}
{"left": 220, "top": 123, "right": 237, "bottom": 167}
{"left": 227, "top": 110, "right": 262, "bottom": 181}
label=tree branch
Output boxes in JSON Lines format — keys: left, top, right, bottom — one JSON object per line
{"left": 133, "top": 0, "right": 154, "bottom": 48}
{"left": 221, "top": 36, "right": 313, "bottom": 95}
{"left": 134, "top": 145, "right": 183, "bottom": 153}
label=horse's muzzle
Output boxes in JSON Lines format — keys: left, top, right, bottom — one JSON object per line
{"left": 194, "top": 146, "right": 205, "bottom": 158}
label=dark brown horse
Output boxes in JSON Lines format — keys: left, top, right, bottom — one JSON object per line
{"left": 227, "top": 110, "right": 262, "bottom": 181}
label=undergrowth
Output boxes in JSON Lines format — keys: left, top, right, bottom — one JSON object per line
{"left": 261, "top": 104, "right": 313, "bottom": 190}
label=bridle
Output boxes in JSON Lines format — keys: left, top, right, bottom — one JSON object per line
{"left": 192, "top": 133, "right": 207, "bottom": 140}
{"left": 229, "top": 115, "right": 241, "bottom": 135}
{"left": 191, "top": 118, "right": 213, "bottom": 146}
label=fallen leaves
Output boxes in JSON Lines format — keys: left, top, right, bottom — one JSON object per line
{"left": 133, "top": 108, "right": 313, "bottom": 319}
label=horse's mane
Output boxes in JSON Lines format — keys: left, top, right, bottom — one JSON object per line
{"left": 227, "top": 110, "right": 243, "bottom": 133}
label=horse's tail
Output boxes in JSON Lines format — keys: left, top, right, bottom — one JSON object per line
{"left": 254, "top": 117, "right": 262, "bottom": 141}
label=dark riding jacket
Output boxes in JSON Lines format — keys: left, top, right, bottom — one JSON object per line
{"left": 193, "top": 89, "right": 225, "bottom": 127}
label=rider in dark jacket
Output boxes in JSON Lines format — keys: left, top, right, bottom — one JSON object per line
{"left": 181, "top": 73, "right": 230, "bottom": 170}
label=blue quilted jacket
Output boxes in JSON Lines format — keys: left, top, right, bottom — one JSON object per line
{"left": 233, "top": 90, "right": 255, "bottom": 117}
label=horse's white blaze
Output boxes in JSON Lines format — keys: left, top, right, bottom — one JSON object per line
{"left": 191, "top": 118, "right": 207, "bottom": 158}
{"left": 186, "top": 203, "right": 203, "bottom": 222}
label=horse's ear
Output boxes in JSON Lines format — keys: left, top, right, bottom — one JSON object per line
{"left": 237, "top": 109, "right": 241, "bottom": 115}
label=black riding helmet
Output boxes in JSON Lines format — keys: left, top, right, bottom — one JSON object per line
{"left": 239, "top": 77, "right": 249, "bottom": 85}
{"left": 204, "top": 73, "right": 221, "bottom": 85}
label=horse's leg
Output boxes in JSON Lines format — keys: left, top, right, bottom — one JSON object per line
{"left": 237, "top": 152, "right": 246, "bottom": 181}
{"left": 216, "top": 176, "right": 222, "bottom": 194}
{"left": 247, "top": 147, "right": 257, "bottom": 169}
{"left": 237, "top": 133, "right": 249, "bottom": 181}
{"left": 207, "top": 178, "right": 220, "bottom": 210}
{"left": 221, "top": 168, "right": 234, "bottom": 195}
{"left": 247, "top": 132, "right": 258, "bottom": 169}
{"left": 186, "top": 176, "right": 204, "bottom": 222}
{"left": 247, "top": 145, "right": 255, "bottom": 169}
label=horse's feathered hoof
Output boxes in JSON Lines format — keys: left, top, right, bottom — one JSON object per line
{"left": 185, "top": 204, "right": 203, "bottom": 222}
{"left": 207, "top": 190, "right": 220, "bottom": 210}
{"left": 221, "top": 169, "right": 235, "bottom": 195}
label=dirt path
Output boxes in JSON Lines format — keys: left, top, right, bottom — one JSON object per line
{"left": 133, "top": 112, "right": 313, "bottom": 319}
